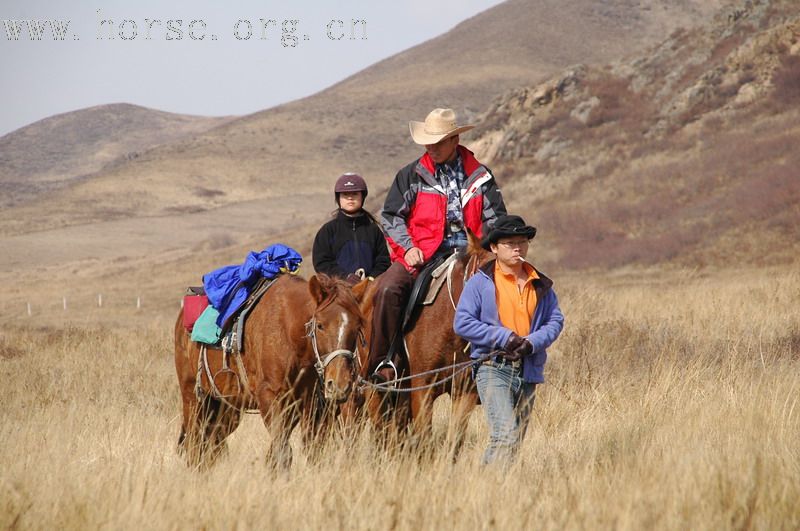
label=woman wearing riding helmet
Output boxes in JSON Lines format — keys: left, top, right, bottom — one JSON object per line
{"left": 312, "top": 173, "right": 391, "bottom": 283}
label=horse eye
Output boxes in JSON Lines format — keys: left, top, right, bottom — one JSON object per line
{"left": 317, "top": 323, "right": 324, "bottom": 330}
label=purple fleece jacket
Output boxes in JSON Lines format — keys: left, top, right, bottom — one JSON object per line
{"left": 453, "top": 260, "right": 564, "bottom": 383}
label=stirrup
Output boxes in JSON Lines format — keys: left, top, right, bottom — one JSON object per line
{"left": 372, "top": 359, "right": 398, "bottom": 389}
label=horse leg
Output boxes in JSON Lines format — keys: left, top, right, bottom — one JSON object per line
{"left": 447, "top": 386, "right": 479, "bottom": 463}
{"left": 176, "top": 382, "right": 194, "bottom": 454}
{"left": 181, "top": 394, "right": 224, "bottom": 467}
{"left": 258, "top": 383, "right": 299, "bottom": 471}
{"left": 391, "top": 392, "right": 412, "bottom": 443}
{"left": 206, "top": 403, "right": 243, "bottom": 462}
{"left": 364, "top": 386, "right": 410, "bottom": 449}
{"left": 175, "top": 341, "right": 218, "bottom": 467}
{"left": 409, "top": 386, "right": 438, "bottom": 454}
{"left": 267, "top": 410, "right": 299, "bottom": 471}
{"left": 174, "top": 317, "right": 196, "bottom": 457}
{"left": 338, "top": 388, "right": 367, "bottom": 437}
{"left": 178, "top": 361, "right": 241, "bottom": 467}
{"left": 301, "top": 399, "right": 333, "bottom": 464}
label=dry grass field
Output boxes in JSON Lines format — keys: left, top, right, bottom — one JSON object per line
{"left": 3, "top": 3, "right": 795, "bottom": 529}
{"left": 2, "top": 265, "right": 798, "bottom": 530}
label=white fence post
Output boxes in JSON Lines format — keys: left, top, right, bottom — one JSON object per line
{"left": 22, "top": 294, "right": 162, "bottom": 315}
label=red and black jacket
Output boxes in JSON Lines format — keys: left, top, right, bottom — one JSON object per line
{"left": 381, "top": 145, "right": 506, "bottom": 271}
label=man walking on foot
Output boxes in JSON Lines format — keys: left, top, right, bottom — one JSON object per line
{"left": 454, "top": 215, "right": 564, "bottom": 465}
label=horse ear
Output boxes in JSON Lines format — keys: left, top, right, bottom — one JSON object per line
{"left": 466, "top": 228, "right": 483, "bottom": 256}
{"left": 308, "top": 275, "right": 326, "bottom": 304}
{"left": 351, "top": 278, "right": 370, "bottom": 303}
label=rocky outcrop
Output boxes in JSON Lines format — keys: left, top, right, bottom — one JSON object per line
{"left": 467, "top": 0, "right": 800, "bottom": 269}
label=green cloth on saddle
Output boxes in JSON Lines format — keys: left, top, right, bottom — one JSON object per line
{"left": 190, "top": 305, "right": 222, "bottom": 345}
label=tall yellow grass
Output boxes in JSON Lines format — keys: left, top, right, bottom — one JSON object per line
{"left": 1, "top": 267, "right": 798, "bottom": 530}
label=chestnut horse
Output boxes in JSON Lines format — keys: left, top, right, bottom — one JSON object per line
{"left": 351, "top": 232, "right": 493, "bottom": 457}
{"left": 174, "top": 274, "right": 368, "bottom": 468}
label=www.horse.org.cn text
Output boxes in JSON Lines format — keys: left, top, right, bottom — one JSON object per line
{"left": 1, "top": 10, "right": 368, "bottom": 47}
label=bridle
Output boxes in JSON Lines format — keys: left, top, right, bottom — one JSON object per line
{"left": 444, "top": 250, "right": 484, "bottom": 310}
{"left": 304, "top": 315, "right": 358, "bottom": 398}
{"left": 463, "top": 251, "right": 483, "bottom": 285}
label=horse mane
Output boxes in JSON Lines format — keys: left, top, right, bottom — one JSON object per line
{"left": 313, "top": 274, "right": 365, "bottom": 324}
{"left": 461, "top": 229, "right": 493, "bottom": 266}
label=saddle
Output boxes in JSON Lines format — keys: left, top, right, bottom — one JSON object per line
{"left": 187, "top": 276, "right": 276, "bottom": 352}
{"left": 400, "top": 252, "right": 459, "bottom": 332}
{"left": 219, "top": 275, "right": 277, "bottom": 355}
{"left": 190, "top": 275, "right": 277, "bottom": 410}
{"left": 379, "top": 252, "right": 460, "bottom": 379}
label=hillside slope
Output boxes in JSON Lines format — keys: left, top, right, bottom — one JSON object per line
{"left": 470, "top": 0, "right": 800, "bottom": 268}
{"left": 0, "top": 104, "right": 232, "bottom": 209}
{"left": 0, "top": 0, "right": 726, "bottom": 238}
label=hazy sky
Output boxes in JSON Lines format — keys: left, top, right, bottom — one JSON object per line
{"left": 0, "top": 0, "right": 505, "bottom": 136}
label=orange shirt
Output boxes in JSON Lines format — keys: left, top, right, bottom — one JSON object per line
{"left": 495, "top": 261, "right": 539, "bottom": 336}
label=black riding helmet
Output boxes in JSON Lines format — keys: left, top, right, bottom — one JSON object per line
{"left": 334, "top": 173, "right": 368, "bottom": 205}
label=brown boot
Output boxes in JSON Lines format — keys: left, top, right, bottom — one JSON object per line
{"left": 366, "top": 262, "right": 413, "bottom": 373}
{"left": 371, "top": 364, "right": 396, "bottom": 384}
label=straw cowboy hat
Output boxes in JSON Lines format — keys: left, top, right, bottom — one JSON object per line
{"left": 409, "top": 108, "right": 475, "bottom": 145}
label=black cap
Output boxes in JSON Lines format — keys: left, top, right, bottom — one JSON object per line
{"left": 481, "top": 215, "right": 537, "bottom": 250}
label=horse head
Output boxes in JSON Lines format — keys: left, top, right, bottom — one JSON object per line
{"left": 456, "top": 229, "right": 495, "bottom": 290}
{"left": 307, "top": 275, "right": 368, "bottom": 404}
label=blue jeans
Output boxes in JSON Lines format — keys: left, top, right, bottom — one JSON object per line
{"left": 475, "top": 362, "right": 536, "bottom": 465}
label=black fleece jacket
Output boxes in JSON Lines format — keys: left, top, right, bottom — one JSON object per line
{"left": 312, "top": 210, "right": 391, "bottom": 278}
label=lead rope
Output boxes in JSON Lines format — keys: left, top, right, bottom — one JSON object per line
{"left": 231, "top": 349, "right": 250, "bottom": 401}
{"left": 195, "top": 344, "right": 260, "bottom": 414}
{"left": 445, "top": 257, "right": 458, "bottom": 311}
{"left": 362, "top": 255, "right": 486, "bottom": 394}
{"left": 360, "top": 348, "right": 504, "bottom": 393}
{"left": 201, "top": 344, "right": 241, "bottom": 410}
{"left": 358, "top": 359, "right": 476, "bottom": 393}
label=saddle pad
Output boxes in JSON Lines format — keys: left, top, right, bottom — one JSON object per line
{"left": 422, "top": 253, "right": 458, "bottom": 305}
{"left": 191, "top": 305, "right": 222, "bottom": 345}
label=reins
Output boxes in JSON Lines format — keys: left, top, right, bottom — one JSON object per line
{"left": 363, "top": 251, "right": 488, "bottom": 394}
{"left": 358, "top": 351, "right": 504, "bottom": 394}
{"left": 358, "top": 357, "right": 474, "bottom": 393}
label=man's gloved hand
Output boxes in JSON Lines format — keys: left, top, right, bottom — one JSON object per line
{"left": 504, "top": 332, "right": 533, "bottom": 360}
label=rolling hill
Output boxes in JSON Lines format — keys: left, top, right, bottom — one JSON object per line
{"left": 4, "top": 0, "right": 770, "bottom": 326}
{"left": 0, "top": 0, "right": 726, "bottom": 239}
{"left": 0, "top": 104, "right": 232, "bottom": 209}
{"left": 470, "top": 0, "right": 800, "bottom": 268}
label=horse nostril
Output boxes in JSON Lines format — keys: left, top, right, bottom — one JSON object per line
{"left": 324, "top": 379, "right": 352, "bottom": 402}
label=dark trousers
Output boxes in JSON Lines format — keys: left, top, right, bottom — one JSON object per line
{"left": 367, "top": 261, "right": 414, "bottom": 373}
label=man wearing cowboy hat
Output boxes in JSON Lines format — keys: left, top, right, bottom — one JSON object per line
{"left": 454, "top": 214, "right": 564, "bottom": 465}
{"left": 367, "top": 108, "right": 506, "bottom": 381}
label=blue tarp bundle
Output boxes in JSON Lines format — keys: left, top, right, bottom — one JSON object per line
{"left": 203, "top": 243, "right": 303, "bottom": 328}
